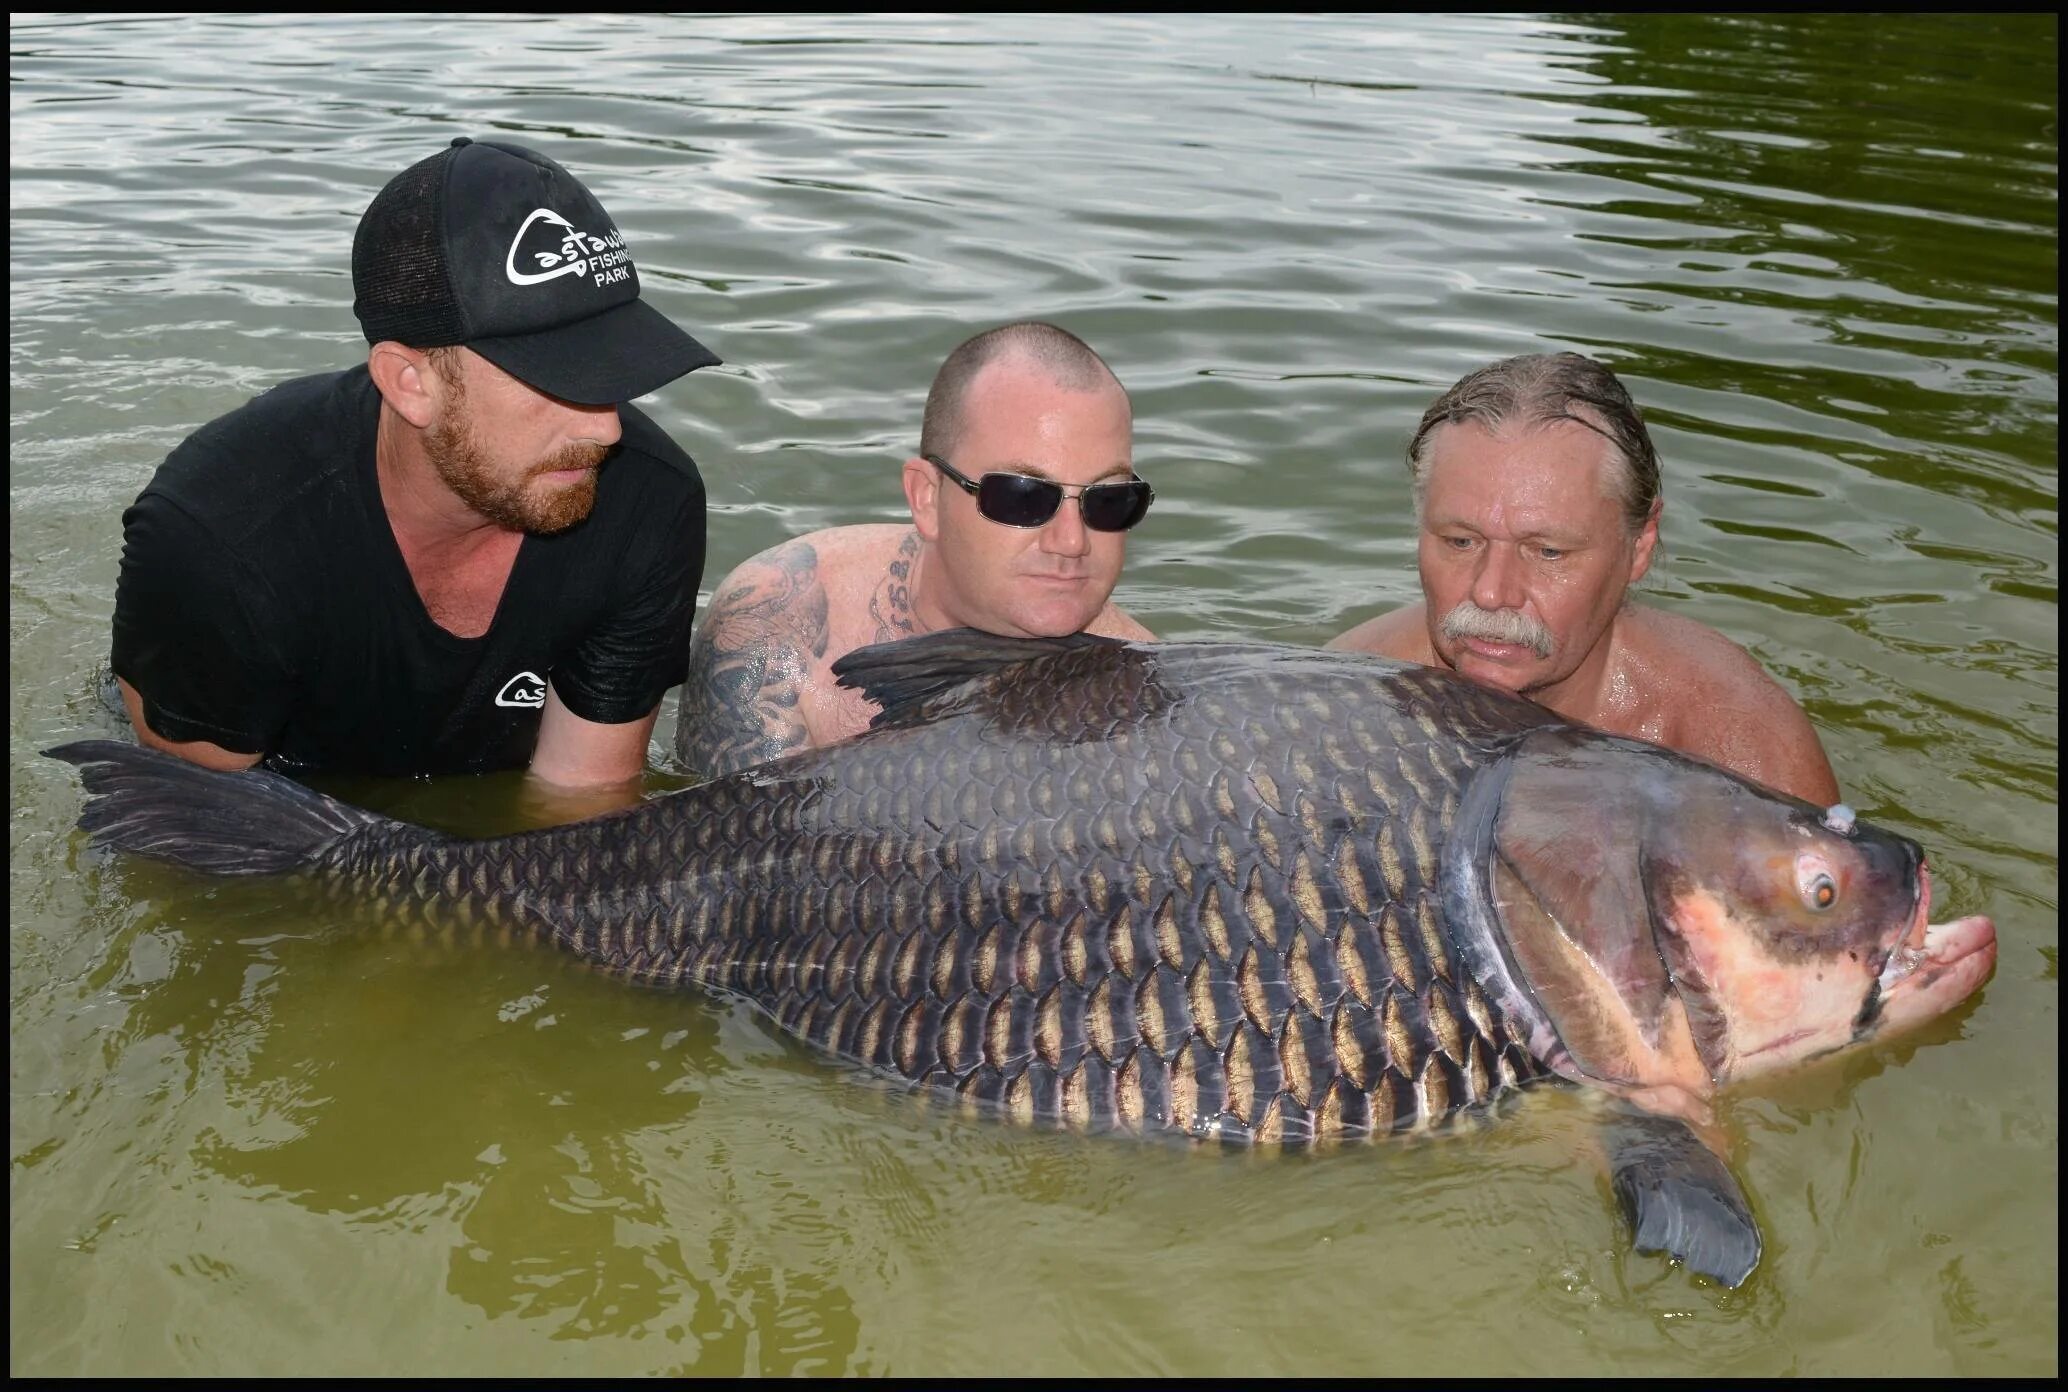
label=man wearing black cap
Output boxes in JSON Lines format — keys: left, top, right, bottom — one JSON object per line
{"left": 108, "top": 137, "right": 719, "bottom": 797}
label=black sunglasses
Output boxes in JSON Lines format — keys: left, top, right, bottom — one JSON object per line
{"left": 924, "top": 454, "right": 1155, "bottom": 532}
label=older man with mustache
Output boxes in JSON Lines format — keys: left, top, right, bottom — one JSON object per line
{"left": 1329, "top": 351, "right": 1840, "bottom": 806}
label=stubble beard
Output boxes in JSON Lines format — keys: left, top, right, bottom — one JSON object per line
{"left": 424, "top": 396, "right": 606, "bottom": 536}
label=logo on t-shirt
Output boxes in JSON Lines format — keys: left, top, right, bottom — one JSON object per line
{"left": 504, "top": 208, "right": 632, "bottom": 289}
{"left": 495, "top": 671, "right": 548, "bottom": 709}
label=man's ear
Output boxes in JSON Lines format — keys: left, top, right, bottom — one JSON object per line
{"left": 367, "top": 341, "right": 445, "bottom": 429}
{"left": 903, "top": 455, "right": 942, "bottom": 541}
{"left": 1629, "top": 494, "right": 1663, "bottom": 584}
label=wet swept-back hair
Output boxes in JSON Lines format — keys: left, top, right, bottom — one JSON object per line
{"left": 1406, "top": 352, "right": 1661, "bottom": 533}
{"left": 919, "top": 321, "right": 1126, "bottom": 461}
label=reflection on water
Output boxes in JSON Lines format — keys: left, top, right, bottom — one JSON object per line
{"left": 8, "top": 9, "right": 2055, "bottom": 1378}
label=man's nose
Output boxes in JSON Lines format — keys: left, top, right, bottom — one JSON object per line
{"left": 568, "top": 401, "right": 623, "bottom": 447}
{"left": 1470, "top": 543, "right": 1526, "bottom": 612}
{"left": 1039, "top": 495, "right": 1091, "bottom": 558}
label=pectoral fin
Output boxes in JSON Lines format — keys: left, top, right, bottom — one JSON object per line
{"left": 1603, "top": 1111, "right": 1762, "bottom": 1288}
{"left": 832, "top": 628, "right": 1119, "bottom": 725}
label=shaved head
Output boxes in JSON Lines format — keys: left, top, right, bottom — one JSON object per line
{"left": 919, "top": 321, "right": 1126, "bottom": 461}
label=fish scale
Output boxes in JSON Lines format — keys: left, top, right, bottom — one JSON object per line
{"left": 278, "top": 642, "right": 1568, "bottom": 1142}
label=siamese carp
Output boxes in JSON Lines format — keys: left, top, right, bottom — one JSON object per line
{"left": 46, "top": 631, "right": 1997, "bottom": 1287}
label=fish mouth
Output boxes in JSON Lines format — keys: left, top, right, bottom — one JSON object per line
{"left": 1867, "top": 862, "right": 1998, "bottom": 1037}
{"left": 1877, "top": 915, "right": 1998, "bottom": 992}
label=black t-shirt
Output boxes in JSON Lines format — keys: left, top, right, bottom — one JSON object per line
{"left": 110, "top": 366, "right": 706, "bottom": 776}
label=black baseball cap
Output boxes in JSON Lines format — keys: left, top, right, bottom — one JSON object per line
{"left": 351, "top": 136, "right": 720, "bottom": 405}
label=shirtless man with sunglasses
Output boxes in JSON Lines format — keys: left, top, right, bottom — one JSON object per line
{"left": 671, "top": 320, "right": 1155, "bottom": 777}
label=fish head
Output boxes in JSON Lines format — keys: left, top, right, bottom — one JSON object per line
{"left": 1637, "top": 768, "right": 1997, "bottom": 1083}
{"left": 1458, "top": 730, "right": 1997, "bottom": 1104}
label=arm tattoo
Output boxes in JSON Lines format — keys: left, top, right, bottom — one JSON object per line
{"left": 867, "top": 529, "right": 922, "bottom": 643}
{"left": 673, "top": 542, "right": 831, "bottom": 778}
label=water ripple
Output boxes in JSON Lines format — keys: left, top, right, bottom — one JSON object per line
{"left": 8, "top": 10, "right": 2055, "bottom": 1377}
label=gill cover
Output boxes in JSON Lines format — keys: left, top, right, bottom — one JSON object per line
{"left": 1442, "top": 728, "right": 1714, "bottom": 1095}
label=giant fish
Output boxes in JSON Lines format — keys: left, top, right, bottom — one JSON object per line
{"left": 46, "top": 631, "right": 1997, "bottom": 1287}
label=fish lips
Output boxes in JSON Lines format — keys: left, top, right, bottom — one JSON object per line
{"left": 1862, "top": 863, "right": 1998, "bottom": 1039}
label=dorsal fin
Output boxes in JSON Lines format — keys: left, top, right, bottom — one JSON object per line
{"left": 832, "top": 627, "right": 1124, "bottom": 726}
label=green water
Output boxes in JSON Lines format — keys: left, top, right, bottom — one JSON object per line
{"left": 9, "top": 12, "right": 2055, "bottom": 1376}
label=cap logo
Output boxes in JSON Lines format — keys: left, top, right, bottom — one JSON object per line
{"left": 504, "top": 208, "right": 631, "bottom": 289}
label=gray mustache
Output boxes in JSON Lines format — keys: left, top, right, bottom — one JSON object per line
{"left": 1440, "top": 601, "right": 1554, "bottom": 658}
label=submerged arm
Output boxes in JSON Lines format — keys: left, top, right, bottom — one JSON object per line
{"left": 524, "top": 685, "right": 658, "bottom": 820}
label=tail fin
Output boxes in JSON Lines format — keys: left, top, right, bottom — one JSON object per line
{"left": 43, "top": 739, "right": 385, "bottom": 877}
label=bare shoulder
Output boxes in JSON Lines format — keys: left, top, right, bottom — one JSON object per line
{"left": 1620, "top": 605, "right": 1841, "bottom": 804}
{"left": 706, "top": 534, "right": 833, "bottom": 623}
{"left": 1326, "top": 603, "right": 1432, "bottom": 660}
{"left": 704, "top": 525, "right": 915, "bottom": 645}
{"left": 784, "top": 523, "right": 913, "bottom": 578}
{"left": 1622, "top": 606, "right": 1796, "bottom": 703}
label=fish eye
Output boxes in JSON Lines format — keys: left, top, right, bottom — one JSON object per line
{"left": 1796, "top": 855, "right": 1840, "bottom": 912}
